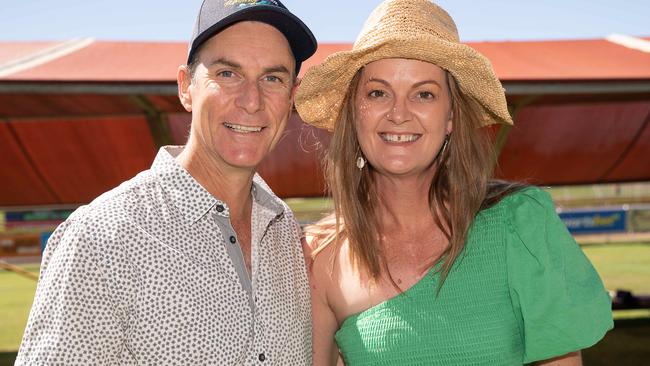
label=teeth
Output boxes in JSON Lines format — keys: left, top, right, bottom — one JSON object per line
{"left": 380, "top": 133, "right": 420, "bottom": 142}
{"left": 224, "top": 122, "right": 263, "bottom": 133}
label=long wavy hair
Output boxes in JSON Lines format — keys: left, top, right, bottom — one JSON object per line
{"left": 308, "top": 69, "right": 522, "bottom": 288}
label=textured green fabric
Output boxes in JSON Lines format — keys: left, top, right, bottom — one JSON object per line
{"left": 334, "top": 188, "right": 613, "bottom": 365}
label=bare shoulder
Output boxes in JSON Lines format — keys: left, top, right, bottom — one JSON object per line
{"left": 302, "top": 215, "right": 339, "bottom": 274}
{"left": 300, "top": 235, "right": 316, "bottom": 273}
{"left": 302, "top": 231, "right": 321, "bottom": 257}
{"left": 307, "top": 233, "right": 340, "bottom": 286}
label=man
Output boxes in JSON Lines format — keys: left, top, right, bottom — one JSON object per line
{"left": 16, "top": 0, "right": 317, "bottom": 364}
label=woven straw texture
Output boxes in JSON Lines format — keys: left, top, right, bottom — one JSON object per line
{"left": 295, "top": 0, "right": 513, "bottom": 131}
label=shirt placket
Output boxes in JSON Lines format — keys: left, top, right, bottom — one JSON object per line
{"left": 212, "top": 205, "right": 254, "bottom": 310}
{"left": 248, "top": 199, "right": 283, "bottom": 365}
{"left": 204, "top": 184, "right": 285, "bottom": 364}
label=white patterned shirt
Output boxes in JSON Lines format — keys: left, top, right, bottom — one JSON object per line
{"left": 16, "top": 146, "right": 311, "bottom": 365}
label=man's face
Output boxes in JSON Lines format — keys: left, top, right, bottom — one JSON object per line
{"left": 179, "top": 21, "right": 296, "bottom": 172}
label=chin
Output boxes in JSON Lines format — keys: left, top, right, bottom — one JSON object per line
{"left": 230, "top": 158, "right": 263, "bottom": 170}
{"left": 377, "top": 165, "right": 415, "bottom": 176}
{"left": 220, "top": 152, "right": 263, "bottom": 169}
{"left": 376, "top": 160, "right": 435, "bottom": 177}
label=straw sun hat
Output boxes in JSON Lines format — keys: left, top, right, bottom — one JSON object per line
{"left": 295, "top": 0, "right": 513, "bottom": 131}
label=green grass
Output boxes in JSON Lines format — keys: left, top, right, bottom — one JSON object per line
{"left": 285, "top": 196, "right": 333, "bottom": 224}
{"left": 582, "top": 243, "right": 650, "bottom": 294}
{"left": 0, "top": 265, "right": 38, "bottom": 352}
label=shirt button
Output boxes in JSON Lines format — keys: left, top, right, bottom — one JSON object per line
{"left": 216, "top": 204, "right": 224, "bottom": 212}
{"left": 258, "top": 353, "right": 266, "bottom": 362}
{"left": 229, "top": 236, "right": 236, "bottom": 244}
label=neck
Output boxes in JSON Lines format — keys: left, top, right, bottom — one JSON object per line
{"left": 177, "top": 141, "right": 254, "bottom": 221}
{"left": 374, "top": 171, "right": 438, "bottom": 233}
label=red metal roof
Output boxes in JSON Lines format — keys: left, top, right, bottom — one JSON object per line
{"left": 1, "top": 37, "right": 649, "bottom": 206}
{"left": 2, "top": 41, "right": 186, "bottom": 82}
{"left": 472, "top": 39, "right": 650, "bottom": 80}
{"left": 3, "top": 38, "right": 649, "bottom": 82}
{"left": 0, "top": 41, "right": 64, "bottom": 66}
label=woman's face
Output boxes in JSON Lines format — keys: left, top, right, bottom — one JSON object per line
{"left": 354, "top": 58, "right": 453, "bottom": 178}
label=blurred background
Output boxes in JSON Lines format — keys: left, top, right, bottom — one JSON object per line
{"left": 1, "top": 1, "right": 649, "bottom": 365}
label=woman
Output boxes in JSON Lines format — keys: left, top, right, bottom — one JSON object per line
{"left": 296, "top": 1, "right": 613, "bottom": 365}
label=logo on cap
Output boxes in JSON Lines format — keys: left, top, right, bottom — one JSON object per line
{"left": 225, "top": 0, "right": 278, "bottom": 8}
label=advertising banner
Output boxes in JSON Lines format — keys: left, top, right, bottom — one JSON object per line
{"left": 0, "top": 209, "right": 71, "bottom": 258}
{"left": 559, "top": 209, "right": 627, "bottom": 234}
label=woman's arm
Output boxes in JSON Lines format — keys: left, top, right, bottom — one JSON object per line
{"left": 303, "top": 236, "right": 342, "bottom": 366}
{"left": 536, "top": 351, "right": 582, "bottom": 366}
{"left": 312, "top": 283, "right": 342, "bottom": 366}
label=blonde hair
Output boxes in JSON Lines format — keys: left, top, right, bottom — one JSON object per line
{"left": 308, "top": 70, "right": 518, "bottom": 288}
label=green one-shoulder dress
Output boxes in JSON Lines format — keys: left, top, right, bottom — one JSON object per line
{"left": 335, "top": 188, "right": 613, "bottom": 365}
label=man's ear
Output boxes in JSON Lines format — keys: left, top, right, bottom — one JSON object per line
{"left": 177, "top": 65, "right": 193, "bottom": 112}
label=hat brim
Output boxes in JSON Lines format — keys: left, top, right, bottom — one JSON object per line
{"left": 296, "top": 36, "right": 513, "bottom": 131}
{"left": 188, "top": 5, "right": 317, "bottom": 72}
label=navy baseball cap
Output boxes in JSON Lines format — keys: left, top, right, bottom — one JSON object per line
{"left": 188, "top": 0, "right": 317, "bottom": 74}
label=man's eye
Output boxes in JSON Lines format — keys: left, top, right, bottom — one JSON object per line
{"left": 265, "top": 75, "right": 282, "bottom": 83}
{"left": 368, "top": 90, "right": 385, "bottom": 98}
{"left": 217, "top": 70, "right": 234, "bottom": 78}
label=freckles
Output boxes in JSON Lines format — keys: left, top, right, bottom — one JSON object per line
{"left": 356, "top": 103, "right": 371, "bottom": 124}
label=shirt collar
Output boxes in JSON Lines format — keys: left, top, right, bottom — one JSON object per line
{"left": 153, "top": 146, "right": 224, "bottom": 225}
{"left": 152, "top": 146, "right": 285, "bottom": 225}
{"left": 252, "top": 173, "right": 285, "bottom": 218}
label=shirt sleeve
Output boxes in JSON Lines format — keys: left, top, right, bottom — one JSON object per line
{"left": 15, "top": 219, "right": 126, "bottom": 365}
{"left": 506, "top": 188, "right": 613, "bottom": 363}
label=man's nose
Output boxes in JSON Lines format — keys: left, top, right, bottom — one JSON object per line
{"left": 236, "top": 80, "right": 263, "bottom": 113}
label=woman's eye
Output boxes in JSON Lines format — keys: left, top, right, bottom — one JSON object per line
{"left": 368, "top": 90, "right": 385, "bottom": 98}
{"left": 418, "top": 91, "right": 435, "bottom": 99}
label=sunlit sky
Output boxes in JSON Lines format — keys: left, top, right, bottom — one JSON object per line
{"left": 0, "top": 0, "right": 648, "bottom": 44}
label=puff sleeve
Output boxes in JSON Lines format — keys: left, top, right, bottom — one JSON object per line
{"left": 506, "top": 188, "right": 613, "bottom": 363}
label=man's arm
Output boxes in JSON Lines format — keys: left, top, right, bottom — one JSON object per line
{"left": 15, "top": 221, "right": 125, "bottom": 365}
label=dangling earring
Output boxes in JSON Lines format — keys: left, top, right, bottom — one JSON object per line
{"left": 440, "top": 134, "right": 449, "bottom": 156}
{"left": 435, "top": 134, "right": 450, "bottom": 162}
{"left": 356, "top": 156, "right": 366, "bottom": 170}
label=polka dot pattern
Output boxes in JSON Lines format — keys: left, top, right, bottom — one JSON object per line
{"left": 16, "top": 146, "right": 312, "bottom": 365}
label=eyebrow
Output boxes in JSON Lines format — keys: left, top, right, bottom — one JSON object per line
{"left": 366, "top": 77, "right": 390, "bottom": 86}
{"left": 413, "top": 80, "right": 443, "bottom": 89}
{"left": 208, "top": 58, "right": 291, "bottom": 75}
{"left": 209, "top": 58, "right": 241, "bottom": 69}
{"left": 264, "top": 65, "right": 291, "bottom": 75}
{"left": 365, "top": 77, "right": 443, "bottom": 89}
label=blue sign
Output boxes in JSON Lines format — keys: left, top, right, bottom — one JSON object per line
{"left": 559, "top": 210, "right": 627, "bottom": 234}
{"left": 40, "top": 231, "right": 53, "bottom": 253}
{"left": 5, "top": 209, "right": 72, "bottom": 222}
